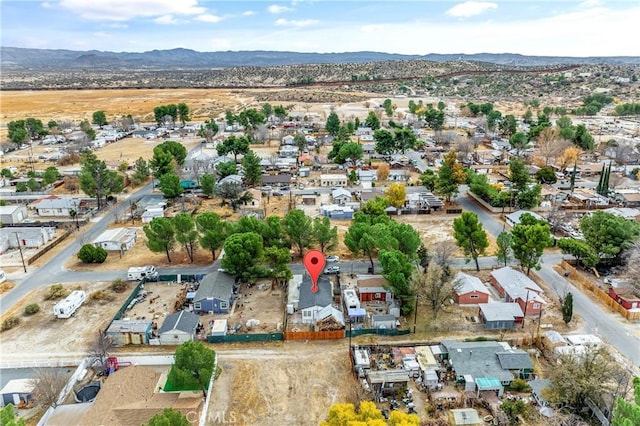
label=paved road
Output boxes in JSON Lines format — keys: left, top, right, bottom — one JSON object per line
{"left": 458, "top": 190, "right": 640, "bottom": 367}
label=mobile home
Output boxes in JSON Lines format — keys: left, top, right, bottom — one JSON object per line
{"left": 53, "top": 290, "right": 87, "bottom": 319}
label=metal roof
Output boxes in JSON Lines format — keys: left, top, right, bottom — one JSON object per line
{"left": 107, "top": 319, "right": 152, "bottom": 333}
{"left": 479, "top": 302, "right": 524, "bottom": 321}
{"left": 159, "top": 310, "right": 199, "bottom": 334}
{"left": 194, "top": 271, "right": 235, "bottom": 302}
{"left": 455, "top": 272, "right": 490, "bottom": 295}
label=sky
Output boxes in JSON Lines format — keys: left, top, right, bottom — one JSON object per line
{"left": 1, "top": 0, "right": 638, "bottom": 57}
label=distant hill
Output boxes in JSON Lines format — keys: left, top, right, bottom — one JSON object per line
{"left": 2, "top": 47, "right": 639, "bottom": 70}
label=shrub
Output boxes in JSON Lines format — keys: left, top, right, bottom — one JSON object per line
{"left": 77, "top": 244, "right": 108, "bottom": 263}
{"left": 88, "top": 290, "right": 115, "bottom": 303}
{"left": 501, "top": 399, "right": 528, "bottom": 422}
{"left": 110, "top": 279, "right": 128, "bottom": 293}
{"left": 24, "top": 303, "right": 40, "bottom": 315}
{"left": 509, "top": 378, "right": 531, "bottom": 393}
{"left": 1, "top": 316, "right": 20, "bottom": 331}
{"left": 44, "top": 284, "right": 69, "bottom": 301}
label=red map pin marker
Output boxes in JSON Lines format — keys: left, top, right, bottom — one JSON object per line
{"left": 303, "top": 250, "right": 326, "bottom": 293}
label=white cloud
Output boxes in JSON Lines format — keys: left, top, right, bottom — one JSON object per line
{"left": 446, "top": 1, "right": 497, "bottom": 18}
{"left": 154, "top": 15, "right": 177, "bottom": 25}
{"left": 242, "top": 10, "right": 256, "bottom": 16}
{"left": 207, "top": 38, "right": 233, "bottom": 51}
{"left": 268, "top": 5, "right": 292, "bottom": 14}
{"left": 580, "top": 0, "right": 602, "bottom": 7}
{"left": 59, "top": 0, "right": 205, "bottom": 21}
{"left": 41, "top": 2, "right": 52, "bottom": 8}
{"left": 93, "top": 31, "right": 112, "bottom": 38}
{"left": 275, "top": 18, "right": 318, "bottom": 28}
{"left": 196, "top": 14, "right": 223, "bottom": 23}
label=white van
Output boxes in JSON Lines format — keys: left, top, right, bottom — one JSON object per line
{"left": 0, "top": 269, "right": 6, "bottom": 284}
{"left": 127, "top": 266, "right": 159, "bottom": 281}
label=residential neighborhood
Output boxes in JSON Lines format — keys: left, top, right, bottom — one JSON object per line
{"left": 1, "top": 32, "right": 640, "bottom": 426}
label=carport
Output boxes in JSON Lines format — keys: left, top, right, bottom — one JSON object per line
{"left": 475, "top": 377, "right": 503, "bottom": 397}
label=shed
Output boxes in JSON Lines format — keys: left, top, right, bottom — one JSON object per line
{"left": 366, "top": 370, "right": 410, "bottom": 400}
{"left": 565, "top": 334, "right": 602, "bottom": 348}
{"left": 415, "top": 346, "right": 439, "bottom": 372}
{"left": 505, "top": 210, "right": 545, "bottom": 227}
{"left": 92, "top": 228, "right": 137, "bottom": 251}
{"left": 0, "top": 205, "right": 27, "bottom": 225}
{"left": 0, "top": 227, "right": 55, "bottom": 253}
{"left": 0, "top": 379, "right": 34, "bottom": 407}
{"left": 423, "top": 370, "right": 439, "bottom": 390}
{"left": 478, "top": 303, "right": 524, "bottom": 329}
{"left": 193, "top": 271, "right": 235, "bottom": 314}
{"left": 357, "top": 275, "right": 393, "bottom": 302}
{"left": 449, "top": 408, "right": 482, "bottom": 425}
{"left": 475, "top": 377, "right": 504, "bottom": 397}
{"left": 371, "top": 314, "right": 396, "bottom": 330}
{"left": 543, "top": 330, "right": 567, "bottom": 349}
{"left": 158, "top": 310, "right": 200, "bottom": 345}
{"left": 210, "top": 319, "right": 228, "bottom": 337}
{"left": 106, "top": 319, "right": 152, "bottom": 346}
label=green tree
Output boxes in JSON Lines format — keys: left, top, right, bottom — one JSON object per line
{"left": 79, "top": 151, "right": 123, "bottom": 209}
{"left": 345, "top": 215, "right": 397, "bottom": 274}
{"left": 329, "top": 141, "right": 363, "bottom": 164}
{"left": 41, "top": 166, "right": 59, "bottom": 186}
{"left": 144, "top": 217, "right": 176, "bottom": 263}
{"left": 149, "top": 147, "right": 175, "bottom": 178}
{"left": 77, "top": 244, "right": 108, "bottom": 263}
{"left": 325, "top": 112, "right": 341, "bottom": 136}
{"left": 573, "top": 124, "right": 594, "bottom": 151}
{"left": 558, "top": 238, "right": 599, "bottom": 268}
{"left": 198, "top": 120, "right": 219, "bottom": 143}
{"left": 237, "top": 108, "right": 265, "bottom": 134}
{"left": 144, "top": 408, "right": 189, "bottom": 426}
{"left": 364, "top": 111, "right": 380, "bottom": 130}
{"left": 196, "top": 212, "right": 226, "bottom": 261}
{"left": 273, "top": 105, "right": 287, "bottom": 122}
{"left": 436, "top": 151, "right": 466, "bottom": 202}
{"left": 390, "top": 221, "right": 421, "bottom": 257}
{"left": 156, "top": 141, "right": 187, "bottom": 167}
{"left": 501, "top": 399, "right": 528, "bottom": 423}
{"left": 264, "top": 246, "right": 293, "bottom": 287}
{"left": 216, "top": 135, "right": 250, "bottom": 163}
{"left": 453, "top": 211, "right": 489, "bottom": 271}
{"left": 419, "top": 169, "right": 438, "bottom": 192}
{"left": 612, "top": 377, "right": 640, "bottom": 426}
{"left": 92, "top": 111, "right": 108, "bottom": 128}
{"left": 173, "top": 213, "right": 198, "bottom": 263}
{"left": 509, "top": 157, "right": 530, "bottom": 191}
{"left": 509, "top": 132, "right": 529, "bottom": 156}
{"left": 220, "top": 232, "right": 264, "bottom": 281}
{"left": 511, "top": 213, "right": 553, "bottom": 275}
{"left": 423, "top": 108, "right": 445, "bottom": 131}
{"left": 199, "top": 174, "right": 216, "bottom": 198}
{"left": 496, "top": 231, "right": 513, "bottom": 267}
{"left": 26, "top": 178, "right": 40, "bottom": 192}
{"left": 380, "top": 249, "right": 415, "bottom": 314}
{"left": 158, "top": 173, "right": 184, "bottom": 198}
{"left": 580, "top": 211, "right": 640, "bottom": 262}
{"left": 241, "top": 150, "right": 263, "bottom": 186}
{"left": 535, "top": 166, "right": 557, "bottom": 184}
{"left": 293, "top": 133, "right": 307, "bottom": 153}
{"left": 283, "top": 209, "right": 314, "bottom": 258}
{"left": 562, "top": 292, "right": 573, "bottom": 324}
{"left": 499, "top": 114, "right": 518, "bottom": 137}
{"left": 177, "top": 102, "right": 190, "bottom": 126}
{"left": 373, "top": 129, "right": 395, "bottom": 155}
{"left": 15, "top": 182, "right": 28, "bottom": 192}
{"left": 0, "top": 404, "right": 26, "bottom": 426}
{"left": 216, "top": 161, "right": 237, "bottom": 179}
{"left": 224, "top": 109, "right": 237, "bottom": 125}
{"left": 394, "top": 127, "right": 417, "bottom": 153}
{"left": 312, "top": 217, "right": 338, "bottom": 254}
{"left": 7, "top": 120, "right": 29, "bottom": 145}
{"left": 261, "top": 103, "right": 273, "bottom": 118}
{"left": 168, "top": 341, "right": 214, "bottom": 398}
{"left": 131, "top": 157, "right": 150, "bottom": 186}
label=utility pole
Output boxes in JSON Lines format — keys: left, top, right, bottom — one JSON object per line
{"left": 413, "top": 296, "right": 419, "bottom": 334}
{"left": 14, "top": 233, "right": 27, "bottom": 273}
{"left": 522, "top": 290, "right": 530, "bottom": 329}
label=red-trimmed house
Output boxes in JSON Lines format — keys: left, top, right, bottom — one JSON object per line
{"left": 453, "top": 272, "right": 490, "bottom": 304}
{"left": 490, "top": 267, "right": 545, "bottom": 316}
{"left": 607, "top": 279, "right": 640, "bottom": 310}
{"left": 357, "top": 275, "right": 393, "bottom": 302}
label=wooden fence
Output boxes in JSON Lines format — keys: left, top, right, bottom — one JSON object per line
{"left": 284, "top": 330, "right": 345, "bottom": 340}
{"left": 558, "top": 261, "right": 640, "bottom": 321}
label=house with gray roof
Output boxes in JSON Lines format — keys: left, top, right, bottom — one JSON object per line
{"left": 441, "top": 340, "right": 515, "bottom": 387}
{"left": 30, "top": 196, "right": 80, "bottom": 217}
{"left": 529, "top": 379, "right": 553, "bottom": 410}
{"left": 331, "top": 188, "right": 352, "bottom": 205}
{"left": 478, "top": 302, "right": 524, "bottom": 329}
{"left": 491, "top": 267, "right": 545, "bottom": 316}
{"left": 298, "top": 275, "right": 332, "bottom": 324}
{"left": 193, "top": 271, "right": 235, "bottom": 314}
{"left": 158, "top": 310, "right": 200, "bottom": 345}
{"left": 496, "top": 349, "right": 534, "bottom": 378}
{"left": 217, "top": 174, "right": 243, "bottom": 187}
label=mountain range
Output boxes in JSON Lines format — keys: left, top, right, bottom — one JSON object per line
{"left": 2, "top": 47, "right": 639, "bottom": 70}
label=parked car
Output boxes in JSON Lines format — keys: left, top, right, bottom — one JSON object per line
{"left": 324, "top": 266, "right": 340, "bottom": 274}
{"left": 326, "top": 255, "right": 339, "bottom": 263}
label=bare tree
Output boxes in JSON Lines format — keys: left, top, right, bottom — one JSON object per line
{"left": 29, "top": 368, "right": 69, "bottom": 408}
{"left": 411, "top": 263, "right": 460, "bottom": 321}
{"left": 431, "top": 239, "right": 457, "bottom": 268}
{"left": 455, "top": 138, "right": 474, "bottom": 163}
{"left": 537, "top": 127, "right": 570, "bottom": 166}
{"left": 87, "top": 332, "right": 113, "bottom": 372}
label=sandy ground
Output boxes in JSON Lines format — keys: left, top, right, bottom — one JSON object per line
{"left": 209, "top": 340, "right": 358, "bottom": 426}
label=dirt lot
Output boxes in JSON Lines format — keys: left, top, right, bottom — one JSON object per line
{"left": 122, "top": 281, "right": 188, "bottom": 324}
{"left": 209, "top": 340, "right": 358, "bottom": 425}
{"left": 0, "top": 281, "right": 130, "bottom": 360}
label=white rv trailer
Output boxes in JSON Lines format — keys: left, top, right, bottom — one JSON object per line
{"left": 53, "top": 290, "right": 87, "bottom": 319}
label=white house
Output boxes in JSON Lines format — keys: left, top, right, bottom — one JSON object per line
{"left": 0, "top": 227, "right": 55, "bottom": 254}
{"left": 0, "top": 205, "right": 27, "bottom": 225}
{"left": 158, "top": 310, "right": 200, "bottom": 345}
{"left": 141, "top": 208, "right": 164, "bottom": 223}
{"left": 30, "top": 197, "right": 79, "bottom": 217}
{"left": 298, "top": 275, "right": 333, "bottom": 324}
{"left": 320, "top": 174, "right": 347, "bottom": 187}
{"left": 331, "top": 188, "right": 352, "bottom": 205}
{"left": 93, "top": 228, "right": 137, "bottom": 251}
